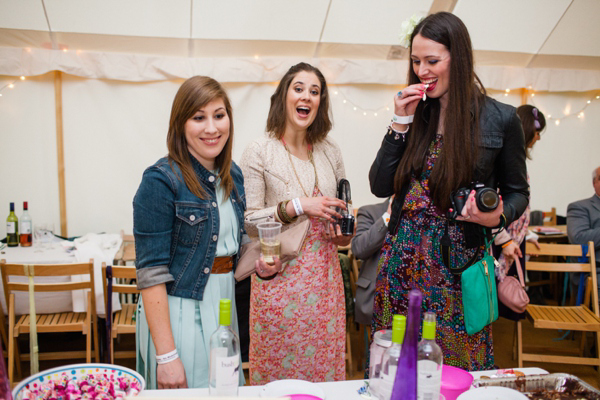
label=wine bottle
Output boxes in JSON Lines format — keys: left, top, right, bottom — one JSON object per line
{"left": 391, "top": 289, "right": 422, "bottom": 400}
{"left": 417, "top": 312, "right": 443, "bottom": 400}
{"left": 209, "top": 299, "right": 240, "bottom": 396}
{"left": 20, "top": 201, "right": 32, "bottom": 247}
{"left": 378, "top": 315, "right": 407, "bottom": 400}
{"left": 6, "top": 203, "right": 18, "bottom": 247}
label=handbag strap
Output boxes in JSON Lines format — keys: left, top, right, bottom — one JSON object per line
{"left": 513, "top": 257, "right": 525, "bottom": 287}
{"left": 442, "top": 224, "right": 501, "bottom": 275}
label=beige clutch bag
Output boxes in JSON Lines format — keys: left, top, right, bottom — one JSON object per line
{"left": 234, "top": 219, "right": 310, "bottom": 282}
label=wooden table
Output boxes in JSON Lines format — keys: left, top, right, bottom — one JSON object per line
{"left": 529, "top": 225, "right": 568, "bottom": 243}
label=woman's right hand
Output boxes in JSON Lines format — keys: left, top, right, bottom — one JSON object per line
{"left": 157, "top": 358, "right": 188, "bottom": 389}
{"left": 299, "top": 196, "right": 346, "bottom": 222}
{"left": 394, "top": 83, "right": 426, "bottom": 117}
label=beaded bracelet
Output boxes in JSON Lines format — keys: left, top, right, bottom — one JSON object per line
{"left": 278, "top": 200, "right": 298, "bottom": 224}
{"left": 501, "top": 240, "right": 514, "bottom": 249}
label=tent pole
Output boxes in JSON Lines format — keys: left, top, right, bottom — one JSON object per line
{"left": 521, "top": 88, "right": 528, "bottom": 106}
{"left": 54, "top": 70, "right": 68, "bottom": 237}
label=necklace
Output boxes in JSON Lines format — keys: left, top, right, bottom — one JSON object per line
{"left": 282, "top": 139, "right": 319, "bottom": 198}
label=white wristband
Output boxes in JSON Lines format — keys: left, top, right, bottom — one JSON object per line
{"left": 292, "top": 198, "right": 304, "bottom": 216}
{"left": 156, "top": 349, "right": 179, "bottom": 365}
{"left": 392, "top": 114, "right": 414, "bottom": 125}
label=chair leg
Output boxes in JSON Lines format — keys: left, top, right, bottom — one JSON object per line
{"left": 512, "top": 321, "right": 517, "bottom": 361}
{"left": 93, "top": 315, "right": 100, "bottom": 362}
{"left": 110, "top": 332, "right": 115, "bottom": 364}
{"left": 580, "top": 331, "right": 588, "bottom": 357}
{"left": 517, "top": 320, "right": 523, "bottom": 368}
{"left": 14, "top": 336, "right": 22, "bottom": 379}
{"left": 8, "top": 335, "right": 14, "bottom": 387}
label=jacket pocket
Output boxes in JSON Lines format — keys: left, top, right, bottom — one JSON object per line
{"left": 356, "top": 276, "right": 371, "bottom": 289}
{"left": 479, "top": 131, "right": 503, "bottom": 149}
{"left": 175, "top": 202, "right": 209, "bottom": 246}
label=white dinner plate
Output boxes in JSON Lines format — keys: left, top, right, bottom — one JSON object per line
{"left": 457, "top": 386, "right": 528, "bottom": 400}
{"left": 259, "top": 379, "right": 326, "bottom": 399}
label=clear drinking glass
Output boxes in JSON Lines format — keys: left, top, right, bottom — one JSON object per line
{"left": 257, "top": 222, "right": 282, "bottom": 263}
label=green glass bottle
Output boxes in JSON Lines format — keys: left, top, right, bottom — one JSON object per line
{"left": 6, "top": 203, "right": 18, "bottom": 247}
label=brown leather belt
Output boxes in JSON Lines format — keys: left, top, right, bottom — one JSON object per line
{"left": 212, "top": 256, "right": 234, "bottom": 274}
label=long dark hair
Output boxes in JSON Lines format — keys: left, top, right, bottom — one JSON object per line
{"left": 166, "top": 76, "right": 234, "bottom": 200}
{"left": 266, "top": 62, "right": 332, "bottom": 144}
{"left": 394, "top": 12, "right": 486, "bottom": 211}
{"left": 517, "top": 104, "right": 546, "bottom": 159}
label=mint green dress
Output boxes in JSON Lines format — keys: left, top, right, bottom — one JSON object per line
{"left": 136, "top": 184, "right": 245, "bottom": 389}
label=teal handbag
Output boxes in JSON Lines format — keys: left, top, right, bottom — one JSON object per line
{"left": 460, "top": 238, "right": 499, "bottom": 335}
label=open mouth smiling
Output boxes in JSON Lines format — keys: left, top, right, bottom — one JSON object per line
{"left": 297, "top": 106, "right": 311, "bottom": 116}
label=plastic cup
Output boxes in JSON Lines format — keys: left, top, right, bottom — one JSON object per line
{"left": 441, "top": 364, "right": 474, "bottom": 400}
{"left": 257, "top": 222, "right": 282, "bottom": 263}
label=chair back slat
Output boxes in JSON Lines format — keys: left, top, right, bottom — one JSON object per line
{"left": 111, "top": 266, "right": 137, "bottom": 280}
{"left": 526, "top": 262, "right": 592, "bottom": 273}
{"left": 526, "top": 242, "right": 591, "bottom": 258}
{"left": 1, "top": 262, "right": 93, "bottom": 277}
{"left": 6, "top": 281, "right": 92, "bottom": 293}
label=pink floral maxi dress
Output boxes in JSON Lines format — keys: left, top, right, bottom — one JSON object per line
{"left": 248, "top": 191, "right": 346, "bottom": 384}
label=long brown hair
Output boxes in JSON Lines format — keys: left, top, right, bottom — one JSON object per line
{"left": 517, "top": 104, "right": 546, "bottom": 159}
{"left": 394, "top": 12, "right": 486, "bottom": 210}
{"left": 166, "top": 76, "right": 234, "bottom": 200}
{"left": 266, "top": 62, "right": 332, "bottom": 144}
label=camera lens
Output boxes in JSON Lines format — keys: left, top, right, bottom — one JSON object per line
{"left": 476, "top": 188, "right": 499, "bottom": 211}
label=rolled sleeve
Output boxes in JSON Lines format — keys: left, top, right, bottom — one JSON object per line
{"left": 136, "top": 265, "right": 174, "bottom": 290}
{"left": 133, "top": 166, "right": 177, "bottom": 289}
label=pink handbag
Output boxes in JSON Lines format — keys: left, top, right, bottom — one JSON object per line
{"left": 497, "top": 258, "right": 530, "bottom": 313}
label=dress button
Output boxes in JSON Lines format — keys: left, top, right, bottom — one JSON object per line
{"left": 212, "top": 202, "right": 217, "bottom": 207}
{"left": 189, "top": 215, "right": 196, "bottom": 222}
{"left": 213, "top": 235, "right": 218, "bottom": 241}
{"left": 204, "top": 267, "right": 210, "bottom": 274}
{"left": 208, "top": 175, "right": 215, "bottom": 182}
{"left": 232, "top": 199, "right": 236, "bottom": 203}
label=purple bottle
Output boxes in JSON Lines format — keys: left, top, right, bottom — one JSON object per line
{"left": 391, "top": 289, "right": 422, "bottom": 400}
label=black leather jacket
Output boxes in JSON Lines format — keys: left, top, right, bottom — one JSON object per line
{"left": 369, "top": 96, "right": 529, "bottom": 242}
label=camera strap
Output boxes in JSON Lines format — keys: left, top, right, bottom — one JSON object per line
{"left": 441, "top": 220, "right": 503, "bottom": 276}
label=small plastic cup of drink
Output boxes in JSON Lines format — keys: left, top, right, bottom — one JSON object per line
{"left": 257, "top": 222, "right": 282, "bottom": 263}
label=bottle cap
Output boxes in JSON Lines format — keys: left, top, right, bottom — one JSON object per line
{"left": 23, "top": 201, "right": 28, "bottom": 210}
{"left": 219, "top": 298, "right": 231, "bottom": 326}
{"left": 9, "top": 202, "right": 14, "bottom": 212}
{"left": 391, "top": 314, "right": 406, "bottom": 344}
{"left": 423, "top": 311, "right": 436, "bottom": 340}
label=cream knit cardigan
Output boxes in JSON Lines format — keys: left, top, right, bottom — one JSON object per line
{"left": 239, "top": 135, "right": 346, "bottom": 238}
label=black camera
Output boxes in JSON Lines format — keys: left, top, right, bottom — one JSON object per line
{"left": 449, "top": 182, "right": 499, "bottom": 219}
{"left": 336, "top": 179, "right": 355, "bottom": 236}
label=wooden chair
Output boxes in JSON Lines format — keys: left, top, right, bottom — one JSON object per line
{"left": 542, "top": 207, "right": 557, "bottom": 226}
{"left": 114, "top": 230, "right": 136, "bottom": 266}
{"left": 0, "top": 259, "right": 99, "bottom": 385}
{"left": 517, "top": 241, "right": 600, "bottom": 375}
{"left": 101, "top": 263, "right": 139, "bottom": 364}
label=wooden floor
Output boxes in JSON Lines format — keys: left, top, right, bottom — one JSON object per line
{"left": 8, "top": 314, "right": 600, "bottom": 389}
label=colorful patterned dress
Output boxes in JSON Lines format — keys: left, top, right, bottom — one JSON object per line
{"left": 372, "top": 134, "right": 494, "bottom": 371}
{"left": 248, "top": 187, "right": 346, "bottom": 384}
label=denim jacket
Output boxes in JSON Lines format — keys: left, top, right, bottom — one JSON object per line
{"left": 133, "top": 156, "right": 246, "bottom": 301}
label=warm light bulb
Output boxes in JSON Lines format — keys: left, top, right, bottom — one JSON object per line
{"left": 555, "top": 120, "right": 560, "bottom": 126}
{"left": 531, "top": 93, "right": 535, "bottom": 97}
{"left": 0, "top": 93, "right": 3, "bottom": 97}
{"left": 597, "top": 95, "right": 599, "bottom": 99}
{"left": 334, "top": 91, "right": 338, "bottom": 95}
{"left": 385, "top": 107, "right": 390, "bottom": 111}
{"left": 363, "top": 112, "right": 367, "bottom": 116}
{"left": 528, "top": 85, "right": 532, "bottom": 89}
{"left": 374, "top": 113, "right": 378, "bottom": 117}
{"left": 547, "top": 114, "right": 551, "bottom": 118}
{"left": 504, "top": 93, "right": 508, "bottom": 97}
{"left": 587, "top": 100, "right": 591, "bottom": 104}
{"left": 505, "top": 88, "right": 510, "bottom": 93}
{"left": 580, "top": 112, "right": 584, "bottom": 118}
{"left": 25, "top": 47, "right": 31, "bottom": 53}
{"left": 8, "top": 84, "right": 14, "bottom": 89}
{"left": 343, "top": 100, "right": 347, "bottom": 104}
{"left": 254, "top": 55, "right": 259, "bottom": 59}
{"left": 353, "top": 107, "right": 357, "bottom": 111}
{"left": 20, "top": 76, "right": 25, "bottom": 80}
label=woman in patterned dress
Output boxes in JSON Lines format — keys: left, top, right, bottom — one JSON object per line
{"left": 240, "top": 62, "right": 353, "bottom": 384}
{"left": 369, "top": 12, "right": 529, "bottom": 371}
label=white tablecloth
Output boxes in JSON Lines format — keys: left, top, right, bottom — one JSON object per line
{"left": 0, "top": 234, "right": 121, "bottom": 317}
{"left": 139, "top": 368, "right": 548, "bottom": 398}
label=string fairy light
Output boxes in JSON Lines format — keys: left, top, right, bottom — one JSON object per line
{"left": 330, "top": 85, "right": 397, "bottom": 119}
{"left": 527, "top": 89, "right": 600, "bottom": 126}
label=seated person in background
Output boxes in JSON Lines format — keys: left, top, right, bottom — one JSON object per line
{"left": 351, "top": 196, "right": 393, "bottom": 326}
{"left": 567, "top": 166, "right": 600, "bottom": 296}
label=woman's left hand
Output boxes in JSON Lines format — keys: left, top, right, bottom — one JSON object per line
{"left": 326, "top": 222, "right": 354, "bottom": 247}
{"left": 455, "top": 190, "right": 504, "bottom": 228}
{"left": 501, "top": 241, "right": 522, "bottom": 267}
{"left": 255, "top": 254, "right": 283, "bottom": 278}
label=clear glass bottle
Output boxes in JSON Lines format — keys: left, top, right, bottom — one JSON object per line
{"left": 209, "top": 298, "right": 240, "bottom": 396}
{"left": 6, "top": 203, "right": 18, "bottom": 247}
{"left": 20, "top": 201, "right": 32, "bottom": 247}
{"left": 417, "top": 312, "right": 443, "bottom": 400}
{"left": 378, "top": 315, "right": 406, "bottom": 400}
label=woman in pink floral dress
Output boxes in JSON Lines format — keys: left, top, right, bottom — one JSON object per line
{"left": 240, "top": 63, "right": 353, "bottom": 384}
